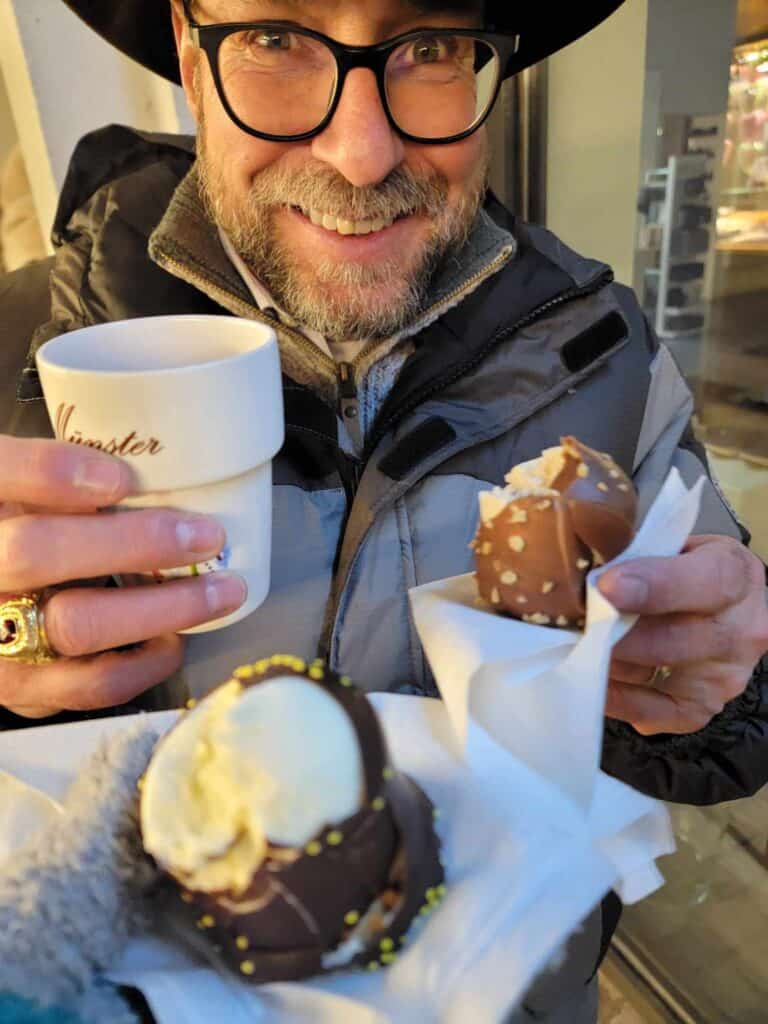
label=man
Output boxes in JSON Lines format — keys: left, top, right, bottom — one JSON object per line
{"left": 0, "top": 1, "right": 767, "bottom": 1020}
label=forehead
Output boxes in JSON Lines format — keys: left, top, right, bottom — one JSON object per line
{"left": 197, "top": 0, "right": 484, "bottom": 19}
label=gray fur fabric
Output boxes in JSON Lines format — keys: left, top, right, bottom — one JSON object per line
{"left": 0, "top": 721, "right": 161, "bottom": 1023}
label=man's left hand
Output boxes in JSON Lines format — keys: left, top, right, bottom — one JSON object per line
{"left": 598, "top": 534, "right": 768, "bottom": 735}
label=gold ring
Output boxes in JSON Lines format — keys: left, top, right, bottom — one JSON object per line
{"left": 650, "top": 664, "right": 672, "bottom": 687}
{"left": 0, "top": 594, "right": 57, "bottom": 665}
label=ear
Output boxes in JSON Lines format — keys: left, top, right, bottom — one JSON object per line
{"left": 170, "top": 0, "right": 201, "bottom": 122}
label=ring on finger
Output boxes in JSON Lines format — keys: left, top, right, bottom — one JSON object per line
{"left": 649, "top": 664, "right": 673, "bottom": 687}
{"left": 0, "top": 593, "right": 58, "bottom": 665}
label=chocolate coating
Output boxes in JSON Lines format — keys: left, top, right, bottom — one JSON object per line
{"left": 551, "top": 437, "right": 637, "bottom": 563}
{"left": 473, "top": 438, "right": 637, "bottom": 628}
{"left": 142, "top": 655, "right": 444, "bottom": 983}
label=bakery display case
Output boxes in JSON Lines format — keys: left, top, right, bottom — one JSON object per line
{"left": 718, "top": 37, "right": 768, "bottom": 254}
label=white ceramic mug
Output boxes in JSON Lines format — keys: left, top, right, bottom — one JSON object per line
{"left": 36, "top": 315, "right": 284, "bottom": 632}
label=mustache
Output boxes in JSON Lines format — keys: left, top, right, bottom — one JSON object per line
{"left": 244, "top": 162, "right": 450, "bottom": 222}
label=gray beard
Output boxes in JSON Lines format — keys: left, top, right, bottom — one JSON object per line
{"left": 196, "top": 131, "right": 488, "bottom": 342}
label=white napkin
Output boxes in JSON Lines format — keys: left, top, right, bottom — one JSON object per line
{"left": 409, "top": 465, "right": 704, "bottom": 895}
{"left": 0, "top": 692, "right": 672, "bottom": 1024}
{"left": 0, "top": 770, "right": 63, "bottom": 864}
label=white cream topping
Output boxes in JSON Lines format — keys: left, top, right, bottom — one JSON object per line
{"left": 141, "top": 677, "right": 364, "bottom": 895}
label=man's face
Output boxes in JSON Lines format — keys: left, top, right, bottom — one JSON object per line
{"left": 173, "top": 0, "right": 490, "bottom": 340}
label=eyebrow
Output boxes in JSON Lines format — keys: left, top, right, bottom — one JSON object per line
{"left": 198, "top": 0, "right": 483, "bottom": 16}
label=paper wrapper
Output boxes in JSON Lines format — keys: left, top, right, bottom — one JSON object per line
{"left": 408, "top": 466, "right": 706, "bottom": 899}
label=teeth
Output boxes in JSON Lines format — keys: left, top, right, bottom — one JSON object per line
{"left": 303, "top": 208, "right": 398, "bottom": 236}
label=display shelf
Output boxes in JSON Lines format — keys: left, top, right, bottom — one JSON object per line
{"left": 637, "top": 153, "right": 714, "bottom": 339}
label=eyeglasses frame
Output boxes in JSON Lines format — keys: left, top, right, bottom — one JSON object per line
{"left": 182, "top": 2, "right": 521, "bottom": 145}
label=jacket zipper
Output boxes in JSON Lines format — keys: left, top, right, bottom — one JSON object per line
{"left": 337, "top": 361, "right": 363, "bottom": 455}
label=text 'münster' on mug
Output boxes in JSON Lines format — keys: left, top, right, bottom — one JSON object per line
{"left": 35, "top": 315, "right": 284, "bottom": 633}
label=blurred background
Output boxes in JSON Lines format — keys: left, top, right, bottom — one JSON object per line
{"left": 1, "top": 1, "right": 766, "bottom": 1020}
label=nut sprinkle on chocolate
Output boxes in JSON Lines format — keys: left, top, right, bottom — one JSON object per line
{"left": 472, "top": 437, "right": 637, "bottom": 628}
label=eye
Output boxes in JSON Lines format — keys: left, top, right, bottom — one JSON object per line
{"left": 408, "top": 36, "right": 452, "bottom": 64}
{"left": 243, "top": 29, "right": 294, "bottom": 51}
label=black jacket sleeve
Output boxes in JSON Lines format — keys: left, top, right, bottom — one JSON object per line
{"left": 601, "top": 654, "right": 768, "bottom": 804}
{"left": 0, "top": 256, "right": 55, "bottom": 436}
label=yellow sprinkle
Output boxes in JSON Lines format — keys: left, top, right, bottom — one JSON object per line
{"left": 432, "top": 807, "right": 441, "bottom": 819}
{"left": 426, "top": 888, "right": 438, "bottom": 903}
{"left": 577, "top": 558, "right": 590, "bottom": 570}
{"left": 597, "top": 482, "right": 609, "bottom": 493}
{"left": 372, "top": 796, "right": 386, "bottom": 811}
{"left": 180, "top": 892, "right": 193, "bottom": 903}
{"left": 609, "top": 469, "right": 621, "bottom": 479}
{"left": 290, "top": 657, "right": 306, "bottom": 672}
{"left": 380, "top": 952, "right": 396, "bottom": 965}
{"left": 383, "top": 767, "right": 394, "bottom": 780}
{"left": 236, "top": 936, "right": 249, "bottom": 950}
{"left": 234, "top": 666, "right": 254, "bottom": 680}
{"left": 200, "top": 915, "right": 215, "bottom": 928}
{"left": 530, "top": 613, "right": 551, "bottom": 625}
{"left": 536, "top": 499, "right": 552, "bottom": 511}
{"left": 240, "top": 961, "right": 255, "bottom": 976}
{"left": 577, "top": 463, "right": 589, "bottom": 478}
{"left": 367, "top": 962, "right": 380, "bottom": 972}
{"left": 419, "top": 905, "right": 431, "bottom": 916}
{"left": 491, "top": 587, "right": 500, "bottom": 605}
{"left": 481, "top": 542, "right": 493, "bottom": 556}
{"left": 437, "top": 884, "right": 446, "bottom": 897}
{"left": 185, "top": 698, "right": 198, "bottom": 710}
{"left": 340, "top": 675, "right": 353, "bottom": 687}
{"left": 308, "top": 666, "right": 325, "bottom": 680}
{"left": 136, "top": 777, "right": 144, "bottom": 792}
{"left": 327, "top": 830, "right": 343, "bottom": 846}
{"left": 516, "top": 595, "right": 528, "bottom": 605}
{"left": 501, "top": 571, "right": 518, "bottom": 585}
{"left": 380, "top": 938, "right": 394, "bottom": 952}
{"left": 306, "top": 840, "right": 322, "bottom": 856}
{"left": 556, "top": 615, "right": 570, "bottom": 627}
{"left": 508, "top": 536, "right": 525, "bottom": 552}
{"left": 618, "top": 483, "right": 630, "bottom": 492}
{"left": 542, "top": 581, "right": 556, "bottom": 594}
{"left": 510, "top": 508, "right": 528, "bottom": 524}
{"left": 344, "top": 911, "right": 360, "bottom": 926}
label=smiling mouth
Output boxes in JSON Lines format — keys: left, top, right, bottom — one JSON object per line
{"left": 291, "top": 205, "right": 414, "bottom": 236}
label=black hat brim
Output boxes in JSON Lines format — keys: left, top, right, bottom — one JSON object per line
{"left": 62, "top": 1, "right": 627, "bottom": 86}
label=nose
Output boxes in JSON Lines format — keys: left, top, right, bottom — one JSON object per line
{"left": 311, "top": 68, "right": 405, "bottom": 188}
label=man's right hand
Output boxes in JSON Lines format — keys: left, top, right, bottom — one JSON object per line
{"left": 0, "top": 436, "right": 247, "bottom": 719}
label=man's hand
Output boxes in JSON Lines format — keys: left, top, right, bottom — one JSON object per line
{"left": 598, "top": 534, "right": 768, "bottom": 736}
{"left": 0, "top": 435, "right": 247, "bottom": 718}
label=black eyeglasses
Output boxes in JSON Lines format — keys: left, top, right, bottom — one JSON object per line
{"left": 182, "top": 2, "right": 520, "bottom": 145}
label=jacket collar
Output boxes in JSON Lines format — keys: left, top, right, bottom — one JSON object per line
{"left": 148, "top": 165, "right": 516, "bottom": 406}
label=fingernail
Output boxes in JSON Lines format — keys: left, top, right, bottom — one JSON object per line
{"left": 206, "top": 572, "right": 247, "bottom": 614}
{"left": 600, "top": 573, "right": 649, "bottom": 609}
{"left": 177, "top": 516, "right": 224, "bottom": 556}
{"left": 75, "top": 456, "right": 125, "bottom": 497}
